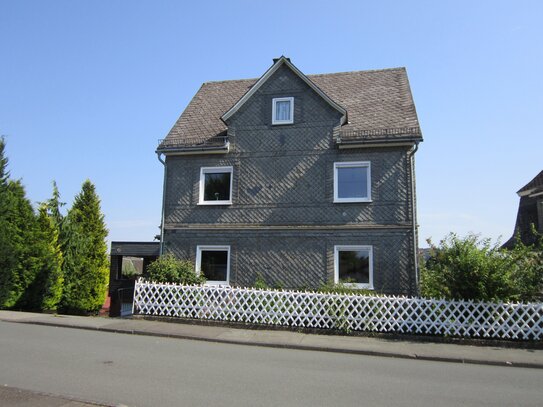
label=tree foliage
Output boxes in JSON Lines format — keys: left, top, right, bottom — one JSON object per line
{"left": 0, "top": 139, "right": 109, "bottom": 314}
{"left": 421, "top": 232, "right": 543, "bottom": 302}
{"left": 0, "top": 178, "right": 37, "bottom": 308}
{"left": 35, "top": 205, "right": 64, "bottom": 311}
{"left": 507, "top": 229, "right": 543, "bottom": 302}
{"left": 146, "top": 254, "right": 205, "bottom": 285}
{"left": 60, "top": 180, "right": 109, "bottom": 314}
{"left": 0, "top": 139, "right": 65, "bottom": 311}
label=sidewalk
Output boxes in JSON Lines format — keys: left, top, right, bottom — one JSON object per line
{"left": 1, "top": 310, "right": 542, "bottom": 369}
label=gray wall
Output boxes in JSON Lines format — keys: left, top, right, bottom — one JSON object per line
{"left": 163, "top": 64, "right": 417, "bottom": 295}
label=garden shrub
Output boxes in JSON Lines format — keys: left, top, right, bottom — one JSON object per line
{"left": 421, "top": 232, "right": 543, "bottom": 302}
{"left": 146, "top": 254, "right": 205, "bottom": 285}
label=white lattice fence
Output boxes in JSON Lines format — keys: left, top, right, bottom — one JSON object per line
{"left": 133, "top": 279, "right": 543, "bottom": 340}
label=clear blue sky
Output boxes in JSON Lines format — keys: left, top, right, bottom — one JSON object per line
{"left": 2, "top": 0, "right": 542, "bottom": 247}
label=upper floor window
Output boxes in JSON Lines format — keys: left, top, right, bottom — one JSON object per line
{"left": 199, "top": 166, "right": 233, "bottom": 205}
{"left": 272, "top": 97, "right": 294, "bottom": 125}
{"left": 334, "top": 161, "right": 371, "bottom": 203}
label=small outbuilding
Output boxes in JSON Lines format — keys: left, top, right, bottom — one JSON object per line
{"left": 109, "top": 242, "right": 159, "bottom": 317}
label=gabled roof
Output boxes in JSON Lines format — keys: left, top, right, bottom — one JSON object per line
{"left": 158, "top": 59, "right": 422, "bottom": 151}
{"left": 221, "top": 56, "right": 347, "bottom": 124}
{"left": 517, "top": 170, "right": 543, "bottom": 197}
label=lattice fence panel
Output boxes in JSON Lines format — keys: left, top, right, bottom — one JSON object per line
{"left": 133, "top": 279, "right": 543, "bottom": 340}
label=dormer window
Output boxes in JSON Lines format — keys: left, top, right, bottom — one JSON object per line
{"left": 272, "top": 97, "right": 294, "bottom": 125}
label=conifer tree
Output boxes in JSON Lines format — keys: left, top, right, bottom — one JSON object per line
{"left": 0, "top": 137, "right": 17, "bottom": 307}
{"left": 45, "top": 181, "right": 64, "bottom": 231}
{"left": 34, "top": 205, "right": 64, "bottom": 311}
{"left": 0, "top": 138, "right": 40, "bottom": 308}
{"left": 60, "top": 180, "right": 109, "bottom": 314}
{"left": 0, "top": 179, "right": 38, "bottom": 308}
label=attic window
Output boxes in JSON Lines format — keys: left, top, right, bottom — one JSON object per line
{"left": 272, "top": 97, "right": 294, "bottom": 125}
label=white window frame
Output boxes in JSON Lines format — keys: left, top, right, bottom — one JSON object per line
{"left": 272, "top": 97, "right": 294, "bottom": 125}
{"left": 198, "top": 166, "right": 233, "bottom": 205}
{"left": 196, "top": 245, "right": 231, "bottom": 285}
{"left": 334, "top": 245, "right": 374, "bottom": 289}
{"left": 333, "top": 161, "right": 372, "bottom": 203}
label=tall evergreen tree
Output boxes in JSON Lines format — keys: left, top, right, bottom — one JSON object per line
{"left": 0, "top": 137, "right": 17, "bottom": 307}
{"left": 0, "top": 136, "right": 8, "bottom": 185}
{"left": 0, "top": 138, "right": 41, "bottom": 308}
{"left": 60, "top": 180, "right": 109, "bottom": 314}
{"left": 22, "top": 205, "right": 64, "bottom": 311}
{"left": 45, "top": 181, "right": 65, "bottom": 230}
{"left": 0, "top": 179, "right": 38, "bottom": 308}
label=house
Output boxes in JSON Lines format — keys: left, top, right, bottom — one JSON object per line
{"left": 156, "top": 57, "right": 423, "bottom": 295}
{"left": 504, "top": 170, "right": 543, "bottom": 248}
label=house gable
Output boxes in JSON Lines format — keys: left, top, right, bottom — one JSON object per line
{"left": 225, "top": 63, "right": 345, "bottom": 131}
{"left": 221, "top": 56, "right": 347, "bottom": 126}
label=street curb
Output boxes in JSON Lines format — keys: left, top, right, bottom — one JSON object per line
{"left": 0, "top": 385, "right": 115, "bottom": 407}
{"left": 3, "top": 318, "right": 543, "bottom": 370}
{"left": 134, "top": 314, "right": 543, "bottom": 350}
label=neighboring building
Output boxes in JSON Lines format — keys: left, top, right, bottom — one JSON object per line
{"left": 504, "top": 170, "right": 543, "bottom": 248}
{"left": 156, "top": 57, "right": 423, "bottom": 295}
{"left": 109, "top": 241, "right": 159, "bottom": 317}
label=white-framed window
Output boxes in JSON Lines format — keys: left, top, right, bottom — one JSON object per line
{"left": 198, "top": 166, "right": 233, "bottom": 205}
{"left": 334, "top": 245, "right": 373, "bottom": 289}
{"left": 196, "top": 245, "right": 230, "bottom": 285}
{"left": 272, "top": 97, "right": 294, "bottom": 125}
{"left": 333, "top": 161, "right": 371, "bottom": 203}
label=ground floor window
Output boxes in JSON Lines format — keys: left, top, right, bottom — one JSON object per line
{"left": 196, "top": 245, "right": 230, "bottom": 285}
{"left": 334, "top": 245, "right": 373, "bottom": 289}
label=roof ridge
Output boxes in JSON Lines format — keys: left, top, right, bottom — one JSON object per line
{"left": 203, "top": 77, "right": 258, "bottom": 85}
{"left": 307, "top": 67, "right": 406, "bottom": 77}
{"left": 202, "top": 67, "right": 407, "bottom": 85}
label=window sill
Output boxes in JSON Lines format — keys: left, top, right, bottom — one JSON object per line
{"left": 204, "top": 281, "right": 230, "bottom": 286}
{"left": 340, "top": 283, "right": 374, "bottom": 290}
{"left": 333, "top": 199, "right": 373, "bottom": 203}
{"left": 197, "top": 201, "right": 232, "bottom": 206}
{"left": 271, "top": 121, "right": 293, "bottom": 125}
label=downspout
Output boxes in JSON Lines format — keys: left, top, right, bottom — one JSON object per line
{"left": 157, "top": 152, "right": 167, "bottom": 256}
{"left": 410, "top": 142, "right": 420, "bottom": 295}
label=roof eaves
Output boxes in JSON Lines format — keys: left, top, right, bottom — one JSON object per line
{"left": 517, "top": 170, "right": 543, "bottom": 196}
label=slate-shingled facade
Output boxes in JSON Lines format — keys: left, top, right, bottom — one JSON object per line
{"left": 156, "top": 57, "right": 423, "bottom": 295}
{"left": 504, "top": 170, "right": 543, "bottom": 248}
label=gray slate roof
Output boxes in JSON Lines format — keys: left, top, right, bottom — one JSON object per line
{"left": 517, "top": 170, "right": 543, "bottom": 196}
{"left": 159, "top": 66, "right": 422, "bottom": 150}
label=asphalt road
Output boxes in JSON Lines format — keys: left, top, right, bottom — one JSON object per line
{"left": 0, "top": 321, "right": 541, "bottom": 407}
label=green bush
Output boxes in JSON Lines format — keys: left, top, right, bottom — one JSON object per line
{"left": 507, "top": 230, "right": 543, "bottom": 302}
{"left": 146, "top": 254, "right": 205, "bottom": 285}
{"left": 421, "top": 232, "right": 543, "bottom": 302}
{"left": 253, "top": 273, "right": 268, "bottom": 289}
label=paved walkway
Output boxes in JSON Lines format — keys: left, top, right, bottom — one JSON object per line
{"left": 1, "top": 310, "right": 542, "bottom": 369}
